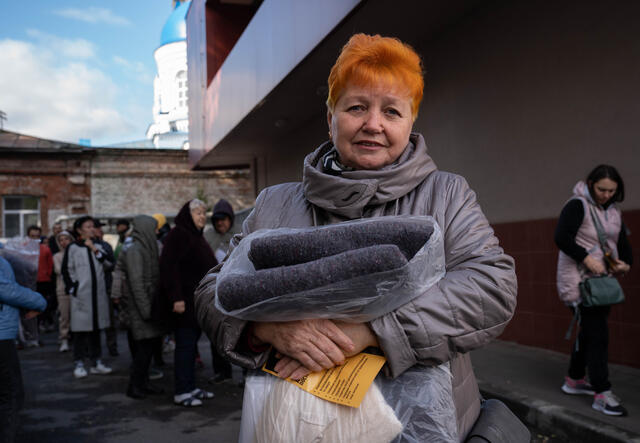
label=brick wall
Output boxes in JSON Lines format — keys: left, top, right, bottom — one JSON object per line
{"left": 0, "top": 153, "right": 91, "bottom": 234}
{"left": 91, "top": 149, "right": 254, "bottom": 216}
{"left": 494, "top": 209, "right": 640, "bottom": 368}
{"left": 0, "top": 148, "right": 255, "bottom": 237}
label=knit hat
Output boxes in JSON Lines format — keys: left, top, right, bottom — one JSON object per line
{"left": 56, "top": 230, "right": 73, "bottom": 242}
{"left": 152, "top": 213, "right": 167, "bottom": 229}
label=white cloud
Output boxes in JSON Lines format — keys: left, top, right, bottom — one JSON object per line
{"left": 53, "top": 7, "right": 131, "bottom": 26}
{"left": 0, "top": 38, "right": 134, "bottom": 143}
{"left": 26, "top": 29, "right": 96, "bottom": 59}
{"left": 112, "top": 55, "right": 153, "bottom": 83}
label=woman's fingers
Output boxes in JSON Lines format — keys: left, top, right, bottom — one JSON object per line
{"left": 290, "top": 366, "right": 312, "bottom": 381}
{"left": 273, "top": 356, "right": 313, "bottom": 380}
{"left": 317, "top": 319, "right": 355, "bottom": 354}
{"left": 260, "top": 319, "right": 353, "bottom": 370}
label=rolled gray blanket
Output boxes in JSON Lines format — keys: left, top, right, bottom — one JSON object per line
{"left": 248, "top": 218, "right": 433, "bottom": 270}
{"left": 218, "top": 244, "right": 408, "bottom": 311}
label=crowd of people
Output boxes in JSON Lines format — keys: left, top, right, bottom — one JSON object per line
{"left": 0, "top": 198, "right": 242, "bottom": 442}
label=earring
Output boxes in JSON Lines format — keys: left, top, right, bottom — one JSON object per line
{"left": 328, "top": 131, "right": 332, "bottom": 139}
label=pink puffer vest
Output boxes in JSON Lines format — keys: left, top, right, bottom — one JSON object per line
{"left": 556, "top": 181, "right": 621, "bottom": 304}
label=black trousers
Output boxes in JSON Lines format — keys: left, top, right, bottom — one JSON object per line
{"left": 129, "top": 336, "right": 162, "bottom": 388}
{"left": 73, "top": 330, "right": 102, "bottom": 364}
{"left": 0, "top": 340, "right": 24, "bottom": 443}
{"left": 568, "top": 305, "right": 611, "bottom": 393}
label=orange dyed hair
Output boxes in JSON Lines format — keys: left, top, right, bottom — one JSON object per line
{"left": 327, "top": 33, "right": 424, "bottom": 119}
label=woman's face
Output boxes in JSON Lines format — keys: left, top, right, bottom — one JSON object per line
{"left": 327, "top": 84, "right": 413, "bottom": 170}
{"left": 191, "top": 207, "right": 207, "bottom": 230}
{"left": 77, "top": 220, "right": 94, "bottom": 240}
{"left": 591, "top": 178, "right": 618, "bottom": 206}
{"left": 58, "top": 235, "right": 72, "bottom": 250}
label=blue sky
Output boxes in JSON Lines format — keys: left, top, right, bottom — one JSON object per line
{"left": 0, "top": 0, "right": 180, "bottom": 146}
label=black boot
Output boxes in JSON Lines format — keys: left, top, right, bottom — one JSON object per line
{"left": 126, "top": 384, "right": 147, "bottom": 399}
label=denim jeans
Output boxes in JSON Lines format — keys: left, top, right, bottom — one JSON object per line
{"left": 174, "top": 327, "right": 201, "bottom": 395}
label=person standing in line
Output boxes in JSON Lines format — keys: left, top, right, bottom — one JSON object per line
{"left": 159, "top": 199, "right": 216, "bottom": 407}
{"left": 62, "top": 216, "right": 113, "bottom": 378}
{"left": 113, "top": 219, "right": 130, "bottom": 262}
{"left": 52, "top": 230, "right": 74, "bottom": 352}
{"left": 556, "top": 164, "right": 632, "bottom": 416}
{"left": 0, "top": 245, "right": 47, "bottom": 443}
{"left": 24, "top": 226, "right": 53, "bottom": 343}
{"left": 203, "top": 199, "right": 238, "bottom": 383}
{"left": 94, "top": 221, "right": 118, "bottom": 357}
{"left": 119, "top": 215, "right": 165, "bottom": 399}
{"left": 48, "top": 222, "right": 63, "bottom": 256}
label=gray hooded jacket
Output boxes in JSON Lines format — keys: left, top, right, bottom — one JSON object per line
{"left": 195, "top": 133, "right": 517, "bottom": 439}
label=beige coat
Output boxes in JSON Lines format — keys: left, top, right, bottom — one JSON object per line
{"left": 195, "top": 133, "right": 518, "bottom": 440}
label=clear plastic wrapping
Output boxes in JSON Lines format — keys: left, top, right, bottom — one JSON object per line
{"left": 0, "top": 237, "right": 40, "bottom": 290}
{"left": 215, "top": 216, "right": 445, "bottom": 322}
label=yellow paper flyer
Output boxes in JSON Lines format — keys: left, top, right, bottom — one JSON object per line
{"left": 262, "top": 351, "right": 386, "bottom": 408}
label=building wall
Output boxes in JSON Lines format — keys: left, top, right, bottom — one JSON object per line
{"left": 0, "top": 153, "right": 91, "bottom": 235}
{"left": 0, "top": 148, "right": 254, "bottom": 237}
{"left": 91, "top": 149, "right": 254, "bottom": 216}
{"left": 418, "top": 0, "right": 640, "bottom": 223}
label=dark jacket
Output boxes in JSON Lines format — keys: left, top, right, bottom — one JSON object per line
{"left": 118, "top": 215, "right": 164, "bottom": 340}
{"left": 160, "top": 201, "right": 217, "bottom": 329}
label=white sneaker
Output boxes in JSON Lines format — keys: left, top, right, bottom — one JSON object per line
{"left": 74, "top": 363, "right": 88, "bottom": 378}
{"left": 174, "top": 393, "right": 202, "bottom": 407}
{"left": 89, "top": 360, "right": 112, "bottom": 375}
{"left": 25, "top": 340, "right": 40, "bottom": 348}
{"left": 592, "top": 390, "right": 628, "bottom": 416}
{"left": 59, "top": 339, "right": 69, "bottom": 352}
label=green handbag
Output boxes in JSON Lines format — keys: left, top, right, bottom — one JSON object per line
{"left": 577, "top": 207, "right": 626, "bottom": 307}
{"left": 579, "top": 275, "right": 625, "bottom": 307}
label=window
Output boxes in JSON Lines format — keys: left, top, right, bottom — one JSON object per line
{"left": 175, "top": 70, "right": 187, "bottom": 110}
{"left": 2, "top": 196, "right": 40, "bottom": 238}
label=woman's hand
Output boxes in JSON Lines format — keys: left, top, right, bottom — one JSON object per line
{"left": 268, "top": 321, "right": 379, "bottom": 380}
{"left": 611, "top": 259, "right": 631, "bottom": 274}
{"left": 24, "top": 310, "right": 41, "bottom": 320}
{"left": 333, "top": 321, "right": 379, "bottom": 357}
{"left": 274, "top": 355, "right": 312, "bottom": 381}
{"left": 252, "top": 319, "right": 355, "bottom": 374}
{"left": 583, "top": 254, "right": 606, "bottom": 274}
{"left": 173, "top": 301, "right": 185, "bottom": 313}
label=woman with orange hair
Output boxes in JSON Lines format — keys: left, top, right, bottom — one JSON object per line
{"left": 196, "top": 34, "right": 519, "bottom": 441}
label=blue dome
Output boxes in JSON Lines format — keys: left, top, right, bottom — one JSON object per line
{"left": 160, "top": 1, "right": 190, "bottom": 46}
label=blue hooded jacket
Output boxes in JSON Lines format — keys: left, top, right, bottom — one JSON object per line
{"left": 0, "top": 254, "right": 47, "bottom": 340}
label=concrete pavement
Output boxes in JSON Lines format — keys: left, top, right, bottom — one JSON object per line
{"left": 16, "top": 331, "right": 244, "bottom": 443}
{"left": 472, "top": 340, "right": 640, "bottom": 443}
{"left": 15, "top": 331, "right": 640, "bottom": 442}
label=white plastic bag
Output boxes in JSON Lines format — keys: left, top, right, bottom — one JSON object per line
{"left": 0, "top": 236, "right": 40, "bottom": 290}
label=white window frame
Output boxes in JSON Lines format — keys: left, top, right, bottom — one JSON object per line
{"left": 2, "top": 195, "right": 41, "bottom": 238}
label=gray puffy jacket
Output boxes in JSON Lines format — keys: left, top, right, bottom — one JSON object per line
{"left": 195, "top": 133, "right": 517, "bottom": 439}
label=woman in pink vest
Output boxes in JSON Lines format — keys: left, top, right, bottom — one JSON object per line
{"left": 555, "top": 164, "right": 632, "bottom": 416}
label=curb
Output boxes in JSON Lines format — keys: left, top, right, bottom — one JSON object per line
{"left": 478, "top": 380, "right": 640, "bottom": 443}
